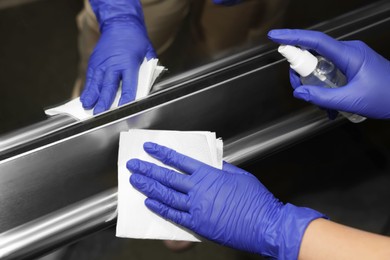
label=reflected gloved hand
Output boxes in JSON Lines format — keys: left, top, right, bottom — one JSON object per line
{"left": 80, "top": 0, "right": 156, "bottom": 114}
{"left": 268, "top": 29, "right": 390, "bottom": 119}
{"left": 212, "top": 0, "right": 242, "bottom": 6}
{"left": 127, "top": 142, "right": 325, "bottom": 259}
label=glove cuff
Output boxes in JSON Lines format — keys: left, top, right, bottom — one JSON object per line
{"left": 277, "top": 203, "right": 327, "bottom": 260}
{"left": 89, "top": 0, "right": 145, "bottom": 29}
{"left": 99, "top": 15, "right": 146, "bottom": 34}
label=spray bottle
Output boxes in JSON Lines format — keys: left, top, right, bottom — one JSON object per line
{"left": 278, "top": 45, "right": 366, "bottom": 123}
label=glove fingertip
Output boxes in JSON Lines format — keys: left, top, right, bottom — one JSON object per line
{"left": 293, "top": 87, "right": 310, "bottom": 102}
{"left": 144, "top": 143, "right": 167, "bottom": 161}
{"left": 143, "top": 142, "right": 158, "bottom": 152}
{"left": 129, "top": 174, "right": 141, "bottom": 187}
{"left": 146, "top": 51, "right": 157, "bottom": 61}
{"left": 289, "top": 69, "right": 302, "bottom": 89}
{"left": 80, "top": 92, "right": 98, "bottom": 109}
{"left": 145, "top": 198, "right": 161, "bottom": 212}
{"left": 118, "top": 94, "right": 134, "bottom": 106}
{"left": 93, "top": 103, "right": 106, "bottom": 115}
{"left": 93, "top": 87, "right": 116, "bottom": 114}
{"left": 127, "top": 159, "right": 140, "bottom": 171}
{"left": 267, "top": 29, "right": 291, "bottom": 41}
{"left": 81, "top": 99, "right": 94, "bottom": 109}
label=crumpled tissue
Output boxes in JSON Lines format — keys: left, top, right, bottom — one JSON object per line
{"left": 45, "top": 58, "right": 164, "bottom": 121}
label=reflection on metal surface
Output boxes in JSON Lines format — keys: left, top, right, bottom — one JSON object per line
{"left": 0, "top": 1, "right": 390, "bottom": 259}
{"left": 224, "top": 108, "right": 343, "bottom": 165}
{"left": 0, "top": 115, "right": 77, "bottom": 153}
{"left": 0, "top": 107, "right": 339, "bottom": 260}
{"left": 0, "top": 0, "right": 42, "bottom": 10}
{"left": 0, "top": 189, "right": 117, "bottom": 259}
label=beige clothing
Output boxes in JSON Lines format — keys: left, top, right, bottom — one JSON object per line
{"left": 191, "top": 0, "right": 288, "bottom": 58}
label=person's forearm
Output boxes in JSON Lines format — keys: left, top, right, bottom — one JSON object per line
{"left": 299, "top": 218, "right": 390, "bottom": 260}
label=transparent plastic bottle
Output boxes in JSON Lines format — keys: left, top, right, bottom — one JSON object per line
{"left": 278, "top": 45, "right": 366, "bottom": 123}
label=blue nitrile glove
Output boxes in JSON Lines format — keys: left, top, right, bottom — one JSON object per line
{"left": 212, "top": 0, "right": 242, "bottom": 6}
{"left": 127, "top": 142, "right": 325, "bottom": 259}
{"left": 80, "top": 0, "right": 156, "bottom": 115}
{"left": 268, "top": 29, "right": 390, "bottom": 119}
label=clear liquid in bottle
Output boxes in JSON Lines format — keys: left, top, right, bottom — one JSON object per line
{"left": 301, "top": 57, "right": 366, "bottom": 123}
{"left": 278, "top": 45, "right": 366, "bottom": 123}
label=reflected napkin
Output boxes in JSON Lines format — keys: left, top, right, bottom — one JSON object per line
{"left": 117, "top": 129, "right": 223, "bottom": 241}
{"left": 45, "top": 58, "right": 164, "bottom": 121}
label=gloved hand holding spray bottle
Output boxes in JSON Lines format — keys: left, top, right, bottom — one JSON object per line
{"left": 278, "top": 44, "right": 366, "bottom": 123}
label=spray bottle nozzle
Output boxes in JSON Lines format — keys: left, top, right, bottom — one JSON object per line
{"left": 278, "top": 45, "right": 318, "bottom": 77}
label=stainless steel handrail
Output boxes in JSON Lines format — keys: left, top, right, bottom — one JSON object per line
{"left": 224, "top": 108, "right": 342, "bottom": 165}
{"left": 0, "top": 189, "right": 117, "bottom": 259}
{"left": 0, "top": 107, "right": 341, "bottom": 260}
{"left": 0, "top": 115, "right": 77, "bottom": 153}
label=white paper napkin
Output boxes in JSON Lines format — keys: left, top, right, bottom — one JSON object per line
{"left": 117, "top": 129, "right": 223, "bottom": 241}
{"left": 45, "top": 58, "right": 164, "bottom": 121}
